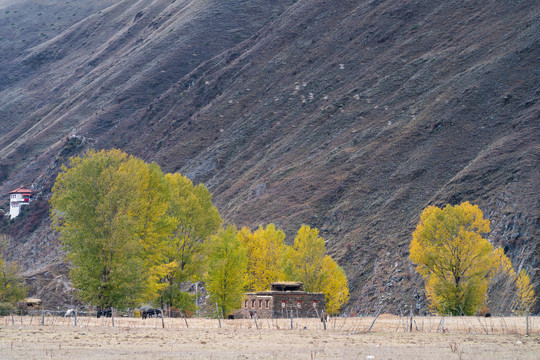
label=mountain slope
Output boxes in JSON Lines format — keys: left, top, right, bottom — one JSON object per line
{"left": 0, "top": 0, "right": 538, "bottom": 313}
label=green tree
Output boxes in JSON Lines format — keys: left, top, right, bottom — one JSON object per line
{"left": 284, "top": 225, "right": 349, "bottom": 314}
{"left": 205, "top": 224, "right": 247, "bottom": 317}
{"left": 50, "top": 149, "right": 174, "bottom": 309}
{"left": 159, "top": 173, "right": 222, "bottom": 307}
{"left": 153, "top": 289, "right": 197, "bottom": 314}
{"left": 238, "top": 224, "right": 286, "bottom": 292}
{"left": 0, "top": 235, "right": 26, "bottom": 306}
{"left": 409, "top": 202, "right": 513, "bottom": 315}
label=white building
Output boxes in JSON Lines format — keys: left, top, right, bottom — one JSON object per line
{"left": 9, "top": 186, "right": 34, "bottom": 219}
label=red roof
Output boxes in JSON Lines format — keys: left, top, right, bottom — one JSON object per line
{"left": 9, "top": 186, "right": 34, "bottom": 195}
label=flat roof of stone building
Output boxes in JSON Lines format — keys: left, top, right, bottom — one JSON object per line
{"left": 271, "top": 282, "right": 304, "bottom": 291}
{"left": 244, "top": 291, "right": 325, "bottom": 296}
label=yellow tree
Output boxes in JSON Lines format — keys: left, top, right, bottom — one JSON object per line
{"left": 321, "top": 256, "right": 349, "bottom": 315}
{"left": 409, "top": 202, "right": 513, "bottom": 315}
{"left": 285, "top": 225, "right": 349, "bottom": 314}
{"left": 514, "top": 270, "right": 535, "bottom": 315}
{"left": 238, "top": 224, "right": 286, "bottom": 292}
{"left": 284, "top": 225, "right": 327, "bottom": 291}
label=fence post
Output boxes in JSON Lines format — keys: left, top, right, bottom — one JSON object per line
{"left": 368, "top": 308, "right": 382, "bottom": 332}
{"left": 322, "top": 310, "right": 326, "bottom": 331}
{"left": 526, "top": 311, "right": 529, "bottom": 336}
{"left": 216, "top": 303, "right": 221, "bottom": 328}
{"left": 20, "top": 309, "right": 22, "bottom": 325}
{"left": 11, "top": 311, "right": 14, "bottom": 325}
{"left": 74, "top": 309, "right": 78, "bottom": 327}
{"left": 41, "top": 308, "right": 45, "bottom": 326}
{"left": 111, "top": 308, "right": 114, "bottom": 327}
{"left": 290, "top": 309, "right": 293, "bottom": 330}
{"left": 409, "top": 307, "right": 413, "bottom": 333}
{"left": 161, "top": 308, "right": 165, "bottom": 329}
{"left": 253, "top": 313, "right": 258, "bottom": 330}
{"left": 183, "top": 311, "right": 189, "bottom": 328}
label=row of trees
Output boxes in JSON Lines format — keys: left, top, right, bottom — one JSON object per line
{"left": 207, "top": 224, "right": 349, "bottom": 316}
{"left": 27, "top": 148, "right": 537, "bottom": 317}
{"left": 51, "top": 149, "right": 222, "bottom": 310}
{"left": 50, "top": 149, "right": 349, "bottom": 315}
{"left": 409, "top": 202, "right": 535, "bottom": 315}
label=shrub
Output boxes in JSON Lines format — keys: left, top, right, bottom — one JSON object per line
{"left": 0, "top": 302, "right": 15, "bottom": 315}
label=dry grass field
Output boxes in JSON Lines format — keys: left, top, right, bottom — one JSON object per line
{"left": 1, "top": 315, "right": 539, "bottom": 359}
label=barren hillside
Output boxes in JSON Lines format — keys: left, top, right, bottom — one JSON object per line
{"left": 0, "top": 0, "right": 538, "bottom": 313}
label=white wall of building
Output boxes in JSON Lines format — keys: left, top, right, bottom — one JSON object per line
{"left": 9, "top": 193, "right": 31, "bottom": 219}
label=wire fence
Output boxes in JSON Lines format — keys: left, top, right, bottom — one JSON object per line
{"left": 1, "top": 310, "right": 538, "bottom": 335}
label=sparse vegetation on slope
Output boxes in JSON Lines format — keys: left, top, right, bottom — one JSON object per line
{"left": 0, "top": 0, "right": 538, "bottom": 313}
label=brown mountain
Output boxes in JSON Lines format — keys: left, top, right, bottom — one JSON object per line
{"left": 0, "top": 0, "right": 538, "bottom": 313}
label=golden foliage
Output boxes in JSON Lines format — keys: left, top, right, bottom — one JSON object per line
{"left": 489, "top": 247, "right": 516, "bottom": 281}
{"left": 284, "top": 225, "right": 349, "bottom": 314}
{"left": 238, "top": 224, "right": 286, "bottom": 292}
{"left": 514, "top": 270, "right": 535, "bottom": 315}
{"left": 321, "top": 256, "right": 350, "bottom": 315}
{"left": 409, "top": 202, "right": 509, "bottom": 315}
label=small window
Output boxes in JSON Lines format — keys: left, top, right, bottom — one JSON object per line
{"left": 251, "top": 300, "right": 255, "bottom": 308}
{"left": 258, "top": 300, "right": 262, "bottom": 308}
{"left": 265, "top": 299, "right": 269, "bottom": 309}
{"left": 297, "top": 301, "right": 302, "bottom": 309}
{"left": 244, "top": 300, "right": 248, "bottom": 308}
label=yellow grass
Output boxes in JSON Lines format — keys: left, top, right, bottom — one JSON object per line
{"left": 0, "top": 315, "right": 539, "bottom": 359}
{"left": 2, "top": 314, "right": 538, "bottom": 335}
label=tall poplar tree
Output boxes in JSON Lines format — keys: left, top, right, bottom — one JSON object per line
{"left": 284, "top": 225, "right": 349, "bottom": 315}
{"left": 409, "top": 202, "right": 515, "bottom": 315}
{"left": 50, "top": 149, "right": 174, "bottom": 309}
{"left": 205, "top": 225, "right": 247, "bottom": 317}
{"left": 159, "top": 173, "right": 222, "bottom": 308}
{"left": 238, "top": 224, "right": 286, "bottom": 292}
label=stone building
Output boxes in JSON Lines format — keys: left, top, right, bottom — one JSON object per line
{"left": 238, "top": 282, "right": 325, "bottom": 318}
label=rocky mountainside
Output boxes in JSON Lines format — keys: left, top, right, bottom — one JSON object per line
{"left": 0, "top": 0, "right": 538, "bottom": 313}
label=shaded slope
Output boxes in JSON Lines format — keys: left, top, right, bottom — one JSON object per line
{"left": 0, "top": 0, "right": 538, "bottom": 312}
{"left": 0, "top": 0, "right": 291, "bottom": 173}
{"left": 123, "top": 0, "right": 539, "bottom": 312}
